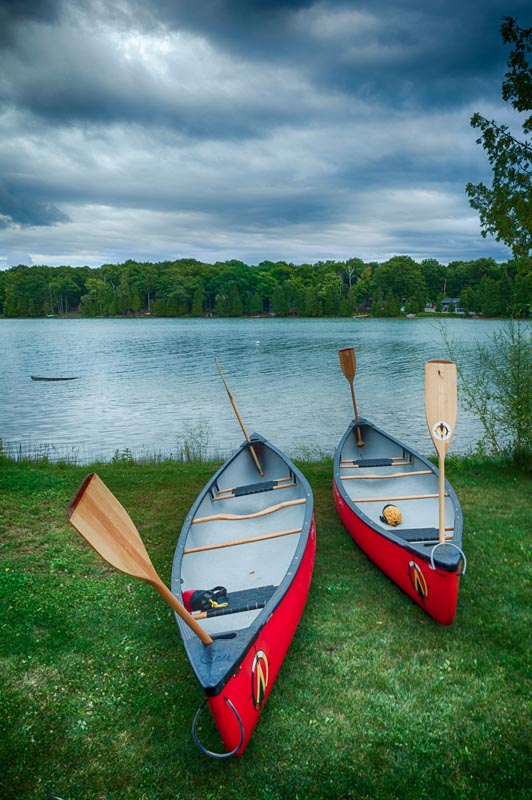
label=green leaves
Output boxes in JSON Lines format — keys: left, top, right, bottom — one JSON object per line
{"left": 467, "top": 19, "right": 532, "bottom": 269}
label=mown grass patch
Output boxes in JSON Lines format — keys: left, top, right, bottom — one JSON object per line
{"left": 0, "top": 458, "right": 530, "bottom": 799}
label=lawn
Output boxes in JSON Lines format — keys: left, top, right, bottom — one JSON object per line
{"left": 0, "top": 457, "right": 530, "bottom": 800}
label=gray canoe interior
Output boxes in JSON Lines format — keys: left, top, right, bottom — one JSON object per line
{"left": 339, "top": 425, "right": 456, "bottom": 533}
{"left": 180, "top": 443, "right": 310, "bottom": 635}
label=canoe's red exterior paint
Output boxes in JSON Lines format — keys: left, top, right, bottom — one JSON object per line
{"left": 208, "top": 516, "right": 316, "bottom": 755}
{"left": 333, "top": 480, "right": 460, "bottom": 625}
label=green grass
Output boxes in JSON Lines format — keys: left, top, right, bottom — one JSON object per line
{"left": 0, "top": 458, "right": 530, "bottom": 800}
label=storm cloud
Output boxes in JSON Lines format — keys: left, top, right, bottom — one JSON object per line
{"left": 0, "top": 0, "right": 530, "bottom": 267}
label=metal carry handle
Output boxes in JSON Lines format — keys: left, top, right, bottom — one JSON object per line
{"left": 429, "top": 542, "right": 467, "bottom": 575}
{"left": 192, "top": 696, "right": 245, "bottom": 759}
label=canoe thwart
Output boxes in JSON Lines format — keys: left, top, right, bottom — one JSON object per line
{"left": 342, "top": 469, "right": 433, "bottom": 481}
{"left": 191, "top": 584, "right": 278, "bottom": 619}
{"left": 192, "top": 497, "right": 306, "bottom": 524}
{"left": 356, "top": 492, "right": 448, "bottom": 503}
{"left": 184, "top": 527, "right": 303, "bottom": 554}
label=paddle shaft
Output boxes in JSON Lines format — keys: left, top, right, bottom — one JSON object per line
{"left": 438, "top": 452, "right": 446, "bottom": 544}
{"left": 338, "top": 348, "right": 364, "bottom": 446}
{"left": 154, "top": 581, "right": 213, "bottom": 644}
{"left": 425, "top": 360, "right": 457, "bottom": 545}
{"left": 216, "top": 360, "right": 264, "bottom": 475}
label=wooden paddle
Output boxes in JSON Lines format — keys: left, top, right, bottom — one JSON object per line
{"left": 67, "top": 473, "right": 213, "bottom": 645}
{"left": 338, "top": 347, "right": 364, "bottom": 446}
{"left": 425, "top": 360, "right": 457, "bottom": 545}
{"left": 215, "top": 359, "right": 264, "bottom": 476}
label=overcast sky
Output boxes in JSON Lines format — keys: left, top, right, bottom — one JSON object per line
{"left": 1, "top": 0, "right": 531, "bottom": 270}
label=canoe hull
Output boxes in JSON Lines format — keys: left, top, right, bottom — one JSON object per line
{"left": 30, "top": 375, "right": 80, "bottom": 381}
{"left": 208, "top": 515, "right": 316, "bottom": 754}
{"left": 172, "top": 433, "right": 315, "bottom": 756}
{"left": 333, "top": 419, "right": 464, "bottom": 625}
{"left": 333, "top": 480, "right": 459, "bottom": 624}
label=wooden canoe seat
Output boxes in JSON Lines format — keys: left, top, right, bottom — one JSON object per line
{"left": 213, "top": 476, "right": 295, "bottom": 500}
{"left": 349, "top": 458, "right": 394, "bottom": 467}
{"left": 191, "top": 584, "right": 278, "bottom": 619}
{"left": 341, "top": 458, "right": 410, "bottom": 468}
{"left": 233, "top": 479, "right": 277, "bottom": 496}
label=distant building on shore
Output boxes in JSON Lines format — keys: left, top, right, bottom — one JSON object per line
{"left": 424, "top": 298, "right": 464, "bottom": 313}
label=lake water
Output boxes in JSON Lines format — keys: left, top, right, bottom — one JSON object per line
{"left": 0, "top": 316, "right": 508, "bottom": 463}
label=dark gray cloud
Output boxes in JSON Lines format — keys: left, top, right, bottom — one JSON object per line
{"left": 0, "top": 0, "right": 530, "bottom": 267}
{"left": 128, "top": 0, "right": 529, "bottom": 106}
{"left": 0, "top": 178, "right": 69, "bottom": 228}
{"left": 0, "top": 0, "right": 62, "bottom": 45}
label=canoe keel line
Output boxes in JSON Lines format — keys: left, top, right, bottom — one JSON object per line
{"left": 333, "top": 418, "right": 465, "bottom": 625}
{"left": 171, "top": 433, "right": 316, "bottom": 757}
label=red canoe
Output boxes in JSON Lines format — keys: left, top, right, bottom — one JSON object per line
{"left": 333, "top": 418, "right": 465, "bottom": 625}
{"left": 171, "top": 433, "right": 316, "bottom": 757}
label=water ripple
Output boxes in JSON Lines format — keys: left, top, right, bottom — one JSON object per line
{"left": 0, "top": 317, "right": 504, "bottom": 462}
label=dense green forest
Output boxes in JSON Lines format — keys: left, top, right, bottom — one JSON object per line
{"left": 0, "top": 255, "right": 530, "bottom": 318}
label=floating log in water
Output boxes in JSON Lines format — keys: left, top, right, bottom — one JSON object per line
{"left": 30, "top": 376, "right": 80, "bottom": 381}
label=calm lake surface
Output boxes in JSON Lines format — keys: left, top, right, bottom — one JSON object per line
{"left": 1, "top": 316, "right": 509, "bottom": 463}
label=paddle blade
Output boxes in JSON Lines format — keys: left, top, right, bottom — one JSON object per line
{"left": 338, "top": 347, "right": 356, "bottom": 383}
{"left": 68, "top": 473, "right": 157, "bottom": 584}
{"left": 425, "top": 360, "right": 457, "bottom": 456}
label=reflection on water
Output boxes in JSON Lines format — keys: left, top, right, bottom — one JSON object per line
{"left": 0, "top": 316, "right": 506, "bottom": 462}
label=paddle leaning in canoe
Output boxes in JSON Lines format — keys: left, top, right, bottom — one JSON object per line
{"left": 171, "top": 362, "right": 316, "bottom": 756}
{"left": 333, "top": 348, "right": 465, "bottom": 625}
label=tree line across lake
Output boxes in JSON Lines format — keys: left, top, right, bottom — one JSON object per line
{"left": 1, "top": 255, "right": 530, "bottom": 319}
